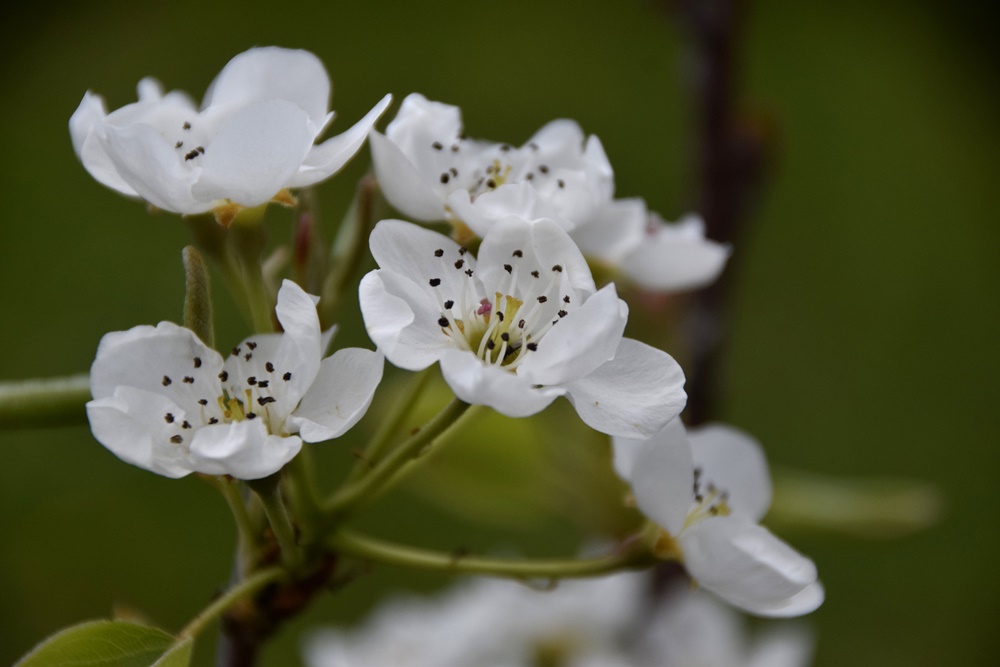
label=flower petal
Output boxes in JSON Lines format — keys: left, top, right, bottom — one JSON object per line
{"left": 292, "top": 348, "right": 384, "bottom": 442}
{"left": 369, "top": 220, "right": 472, "bottom": 302}
{"left": 439, "top": 348, "right": 563, "bottom": 417}
{"left": 191, "top": 99, "right": 315, "bottom": 207}
{"left": 617, "top": 417, "right": 694, "bottom": 535}
{"left": 518, "top": 284, "right": 626, "bottom": 387}
{"left": 679, "top": 516, "right": 821, "bottom": 617}
{"left": 289, "top": 94, "right": 393, "bottom": 188}
{"left": 476, "top": 216, "right": 595, "bottom": 298}
{"left": 622, "top": 214, "right": 731, "bottom": 291}
{"left": 689, "top": 423, "right": 772, "bottom": 522}
{"left": 201, "top": 47, "right": 330, "bottom": 128}
{"left": 738, "top": 582, "right": 826, "bottom": 620}
{"left": 359, "top": 270, "right": 450, "bottom": 370}
{"left": 70, "top": 92, "right": 140, "bottom": 197}
{"left": 564, "top": 338, "right": 687, "bottom": 438}
{"left": 445, "top": 182, "right": 543, "bottom": 237}
{"left": 188, "top": 419, "right": 301, "bottom": 480}
{"left": 89, "top": 321, "right": 224, "bottom": 417}
{"left": 99, "top": 122, "right": 210, "bottom": 213}
{"left": 369, "top": 130, "right": 448, "bottom": 221}
{"left": 86, "top": 387, "right": 195, "bottom": 478}
{"left": 570, "top": 198, "right": 647, "bottom": 264}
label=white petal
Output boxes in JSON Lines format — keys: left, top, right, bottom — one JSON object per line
{"left": 272, "top": 279, "right": 324, "bottom": 400}
{"left": 679, "top": 517, "right": 821, "bottom": 617}
{"left": 70, "top": 92, "right": 141, "bottom": 197}
{"left": 191, "top": 99, "right": 315, "bottom": 207}
{"left": 369, "top": 219, "right": 471, "bottom": 301}
{"left": 292, "top": 348, "right": 384, "bottom": 441}
{"left": 369, "top": 130, "right": 447, "bottom": 221}
{"left": 202, "top": 47, "right": 330, "bottom": 128}
{"left": 564, "top": 338, "right": 687, "bottom": 438}
{"left": 359, "top": 270, "right": 450, "bottom": 370}
{"left": 188, "top": 419, "right": 301, "bottom": 480}
{"left": 640, "top": 586, "right": 745, "bottom": 667}
{"left": 439, "top": 349, "right": 563, "bottom": 417}
{"left": 89, "top": 321, "right": 224, "bottom": 416}
{"left": 622, "top": 214, "right": 731, "bottom": 291}
{"left": 689, "top": 423, "right": 772, "bottom": 522}
{"left": 445, "top": 182, "right": 543, "bottom": 237}
{"left": 289, "top": 94, "right": 393, "bottom": 188}
{"left": 619, "top": 418, "right": 694, "bottom": 535}
{"left": 570, "top": 198, "right": 647, "bottom": 264}
{"left": 86, "top": 387, "right": 195, "bottom": 478}
{"left": 746, "top": 624, "right": 816, "bottom": 667}
{"left": 385, "top": 93, "right": 464, "bottom": 156}
{"left": 99, "top": 123, "right": 210, "bottom": 213}
{"left": 518, "top": 284, "right": 626, "bottom": 387}
{"left": 476, "top": 216, "right": 595, "bottom": 297}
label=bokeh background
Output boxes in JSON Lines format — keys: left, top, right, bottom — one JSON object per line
{"left": 1, "top": 0, "right": 997, "bottom": 664}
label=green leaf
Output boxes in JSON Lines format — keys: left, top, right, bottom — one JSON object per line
{"left": 15, "top": 620, "right": 191, "bottom": 667}
{"left": 151, "top": 638, "right": 193, "bottom": 667}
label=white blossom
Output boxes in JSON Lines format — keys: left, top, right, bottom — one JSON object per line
{"left": 369, "top": 93, "right": 728, "bottom": 291}
{"left": 86, "top": 280, "right": 383, "bottom": 480}
{"left": 613, "top": 421, "right": 825, "bottom": 617}
{"left": 70, "top": 47, "right": 391, "bottom": 217}
{"left": 639, "top": 585, "right": 815, "bottom": 667}
{"left": 358, "top": 217, "right": 686, "bottom": 437}
{"left": 303, "top": 574, "right": 644, "bottom": 667}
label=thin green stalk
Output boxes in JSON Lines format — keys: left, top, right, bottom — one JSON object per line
{"left": 283, "top": 450, "right": 323, "bottom": 543}
{"left": 251, "top": 477, "right": 302, "bottom": 570}
{"left": 323, "top": 398, "right": 471, "bottom": 522}
{"left": 0, "top": 374, "right": 91, "bottom": 430}
{"left": 343, "top": 368, "right": 433, "bottom": 485}
{"left": 206, "top": 476, "right": 259, "bottom": 574}
{"left": 177, "top": 566, "right": 286, "bottom": 640}
{"left": 330, "top": 530, "right": 653, "bottom": 580}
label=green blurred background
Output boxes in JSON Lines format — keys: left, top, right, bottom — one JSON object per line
{"left": 1, "top": 0, "right": 997, "bottom": 664}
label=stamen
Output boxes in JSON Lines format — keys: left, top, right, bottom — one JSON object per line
{"left": 265, "top": 362, "right": 274, "bottom": 372}
{"left": 283, "top": 372, "right": 292, "bottom": 381}
{"left": 170, "top": 435, "right": 183, "bottom": 443}
{"left": 162, "top": 376, "right": 172, "bottom": 386}
{"left": 164, "top": 413, "right": 174, "bottom": 423}
{"left": 193, "top": 357, "right": 202, "bottom": 368}
{"left": 183, "top": 376, "right": 194, "bottom": 384}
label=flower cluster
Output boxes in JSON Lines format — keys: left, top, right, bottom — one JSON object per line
{"left": 70, "top": 45, "right": 822, "bottom": 663}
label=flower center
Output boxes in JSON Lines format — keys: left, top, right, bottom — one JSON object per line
{"left": 156, "top": 340, "right": 297, "bottom": 449}
{"left": 684, "top": 466, "right": 733, "bottom": 527}
{"left": 426, "top": 245, "right": 576, "bottom": 371}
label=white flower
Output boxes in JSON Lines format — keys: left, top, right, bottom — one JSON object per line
{"left": 613, "top": 421, "right": 825, "bottom": 617}
{"left": 303, "top": 574, "right": 644, "bottom": 667}
{"left": 358, "top": 217, "right": 686, "bottom": 437}
{"left": 639, "top": 585, "right": 815, "bottom": 667}
{"left": 369, "top": 93, "right": 613, "bottom": 236}
{"left": 70, "top": 47, "right": 391, "bottom": 217}
{"left": 571, "top": 205, "right": 731, "bottom": 292}
{"left": 370, "top": 93, "right": 729, "bottom": 291}
{"left": 86, "top": 280, "right": 383, "bottom": 480}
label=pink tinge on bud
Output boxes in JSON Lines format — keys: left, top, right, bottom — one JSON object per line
{"left": 476, "top": 298, "right": 492, "bottom": 316}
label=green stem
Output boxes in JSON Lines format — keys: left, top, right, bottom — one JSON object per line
{"left": 323, "top": 398, "right": 471, "bottom": 522}
{"left": 0, "top": 374, "right": 90, "bottom": 430}
{"left": 251, "top": 476, "right": 301, "bottom": 570}
{"left": 205, "top": 476, "right": 259, "bottom": 574}
{"left": 283, "top": 450, "right": 323, "bottom": 543}
{"left": 343, "top": 369, "right": 433, "bottom": 485}
{"left": 331, "top": 530, "right": 653, "bottom": 580}
{"left": 177, "top": 566, "right": 286, "bottom": 640}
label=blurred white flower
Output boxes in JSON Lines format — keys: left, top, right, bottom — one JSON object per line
{"left": 639, "top": 585, "right": 815, "bottom": 667}
{"left": 86, "top": 280, "right": 383, "bottom": 479}
{"left": 70, "top": 47, "right": 391, "bottom": 219}
{"left": 358, "top": 217, "right": 686, "bottom": 437}
{"left": 369, "top": 93, "right": 728, "bottom": 291}
{"left": 303, "top": 573, "right": 644, "bottom": 667}
{"left": 613, "top": 421, "right": 825, "bottom": 617}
